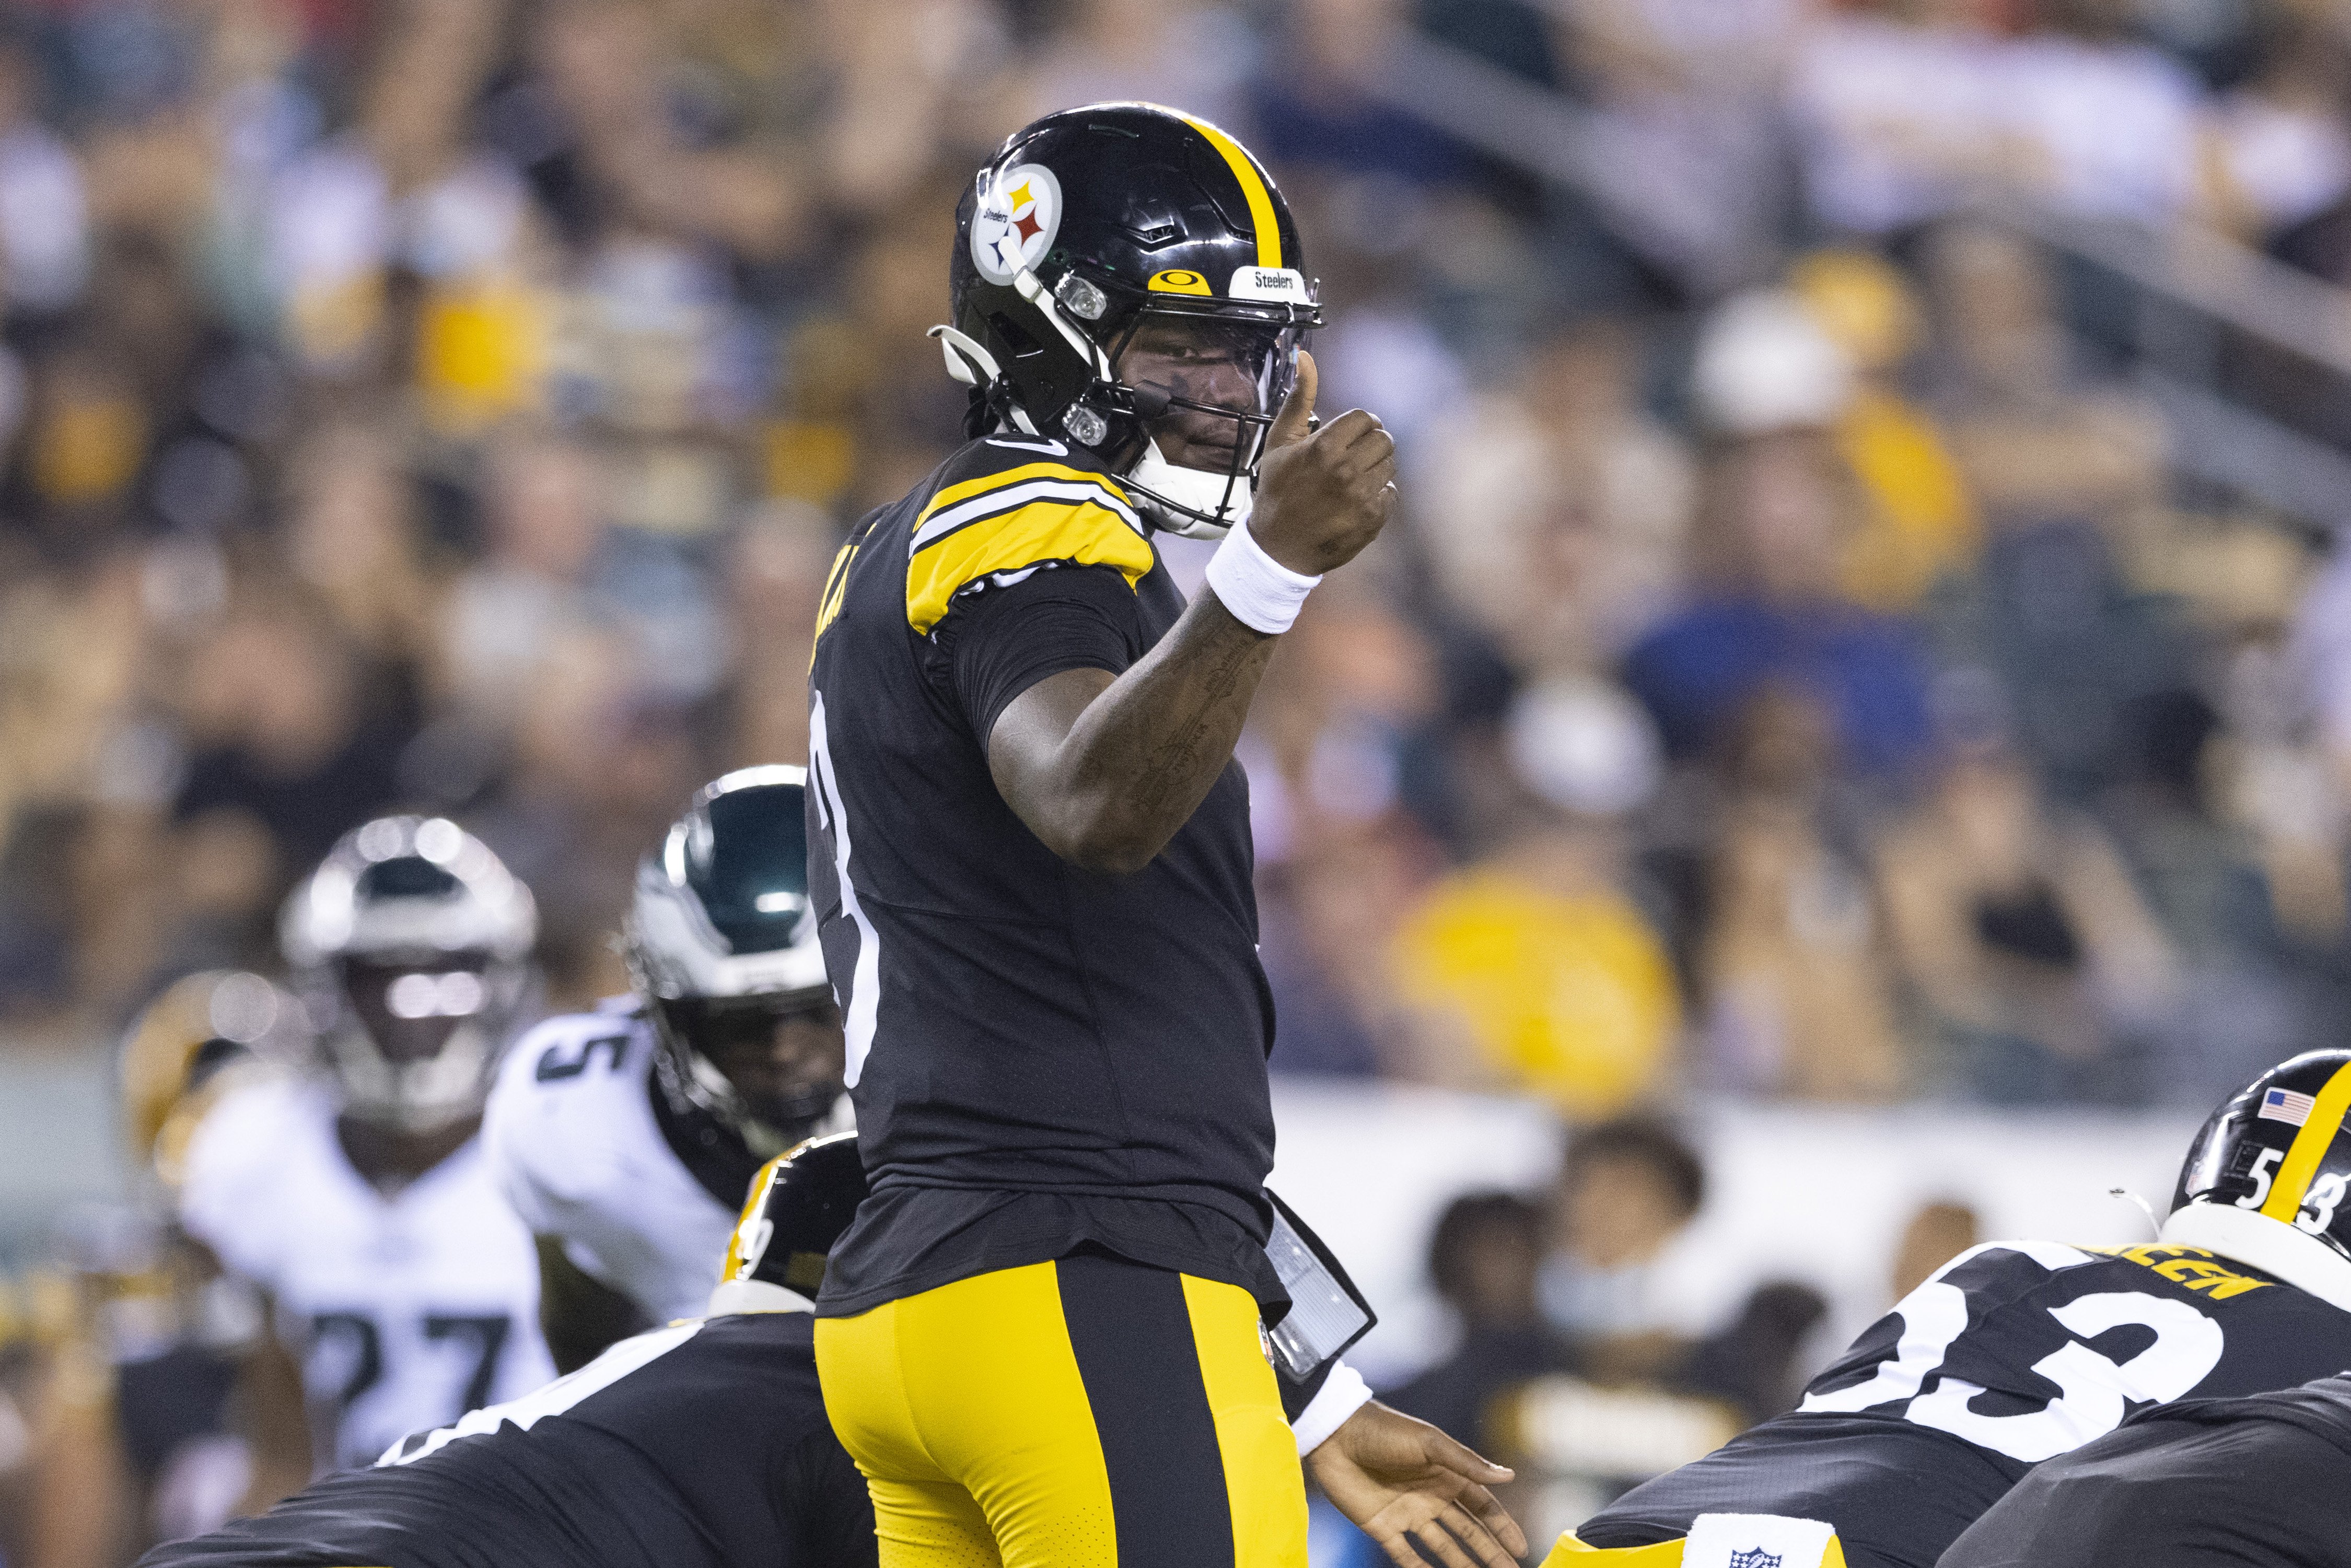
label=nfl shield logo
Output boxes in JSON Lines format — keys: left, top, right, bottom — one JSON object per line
{"left": 1728, "top": 1552, "right": 1783, "bottom": 1568}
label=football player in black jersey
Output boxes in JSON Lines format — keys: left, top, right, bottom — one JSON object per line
{"left": 802, "top": 101, "right": 1485, "bottom": 1568}
{"left": 1541, "top": 1048, "right": 2351, "bottom": 1568}
{"left": 1938, "top": 1369, "right": 2351, "bottom": 1567}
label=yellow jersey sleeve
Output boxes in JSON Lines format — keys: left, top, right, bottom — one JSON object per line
{"left": 905, "top": 461, "right": 1155, "bottom": 636}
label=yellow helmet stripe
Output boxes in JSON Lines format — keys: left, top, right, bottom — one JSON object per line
{"left": 721, "top": 1154, "right": 789, "bottom": 1281}
{"left": 2261, "top": 1059, "right": 2351, "bottom": 1225}
{"left": 1173, "top": 111, "right": 1282, "bottom": 270}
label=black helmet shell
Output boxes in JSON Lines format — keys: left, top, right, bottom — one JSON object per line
{"left": 944, "top": 101, "right": 1320, "bottom": 519}
{"left": 2171, "top": 1050, "right": 2351, "bottom": 1297}
{"left": 717, "top": 1131, "right": 868, "bottom": 1301}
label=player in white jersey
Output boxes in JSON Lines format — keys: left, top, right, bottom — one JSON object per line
{"left": 484, "top": 767, "right": 849, "bottom": 1371}
{"left": 177, "top": 816, "right": 555, "bottom": 1494}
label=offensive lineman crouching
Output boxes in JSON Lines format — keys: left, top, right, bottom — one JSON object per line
{"left": 1937, "top": 1368, "right": 2351, "bottom": 1566}
{"left": 133, "top": 1137, "right": 1527, "bottom": 1568}
{"left": 1543, "top": 1049, "right": 2351, "bottom": 1568}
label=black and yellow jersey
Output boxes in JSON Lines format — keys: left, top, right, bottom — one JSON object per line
{"left": 804, "top": 434, "right": 1281, "bottom": 1318}
{"left": 137, "top": 1313, "right": 872, "bottom": 1568}
{"left": 1942, "top": 1371, "right": 2351, "bottom": 1567}
{"left": 1575, "top": 1239, "right": 2351, "bottom": 1568}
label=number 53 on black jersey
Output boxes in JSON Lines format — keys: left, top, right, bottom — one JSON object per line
{"left": 1578, "top": 1239, "right": 2351, "bottom": 1568}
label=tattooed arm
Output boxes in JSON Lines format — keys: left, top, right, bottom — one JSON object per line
{"left": 987, "top": 352, "right": 1394, "bottom": 875}
{"left": 986, "top": 607, "right": 1275, "bottom": 875}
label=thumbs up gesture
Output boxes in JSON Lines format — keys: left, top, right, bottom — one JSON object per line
{"left": 1248, "top": 350, "right": 1398, "bottom": 576}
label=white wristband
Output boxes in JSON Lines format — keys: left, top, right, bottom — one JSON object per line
{"left": 1204, "top": 520, "right": 1321, "bottom": 635}
{"left": 1291, "top": 1360, "right": 1374, "bottom": 1455}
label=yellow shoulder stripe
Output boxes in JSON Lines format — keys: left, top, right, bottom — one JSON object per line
{"left": 918, "top": 462, "right": 1131, "bottom": 526}
{"left": 1174, "top": 112, "right": 1281, "bottom": 270}
{"left": 906, "top": 497, "right": 1154, "bottom": 636}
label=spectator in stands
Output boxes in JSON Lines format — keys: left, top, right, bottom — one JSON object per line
{"left": 1417, "top": 317, "right": 1694, "bottom": 683}
{"left": 1539, "top": 1116, "right": 1706, "bottom": 1352}
{"left": 1688, "top": 683, "right": 1906, "bottom": 1101}
{"left": 1391, "top": 677, "right": 1681, "bottom": 1117}
{"left": 1249, "top": 0, "right": 1469, "bottom": 185}
{"left": 1621, "top": 412, "right": 1936, "bottom": 782}
{"left": 282, "top": 418, "right": 444, "bottom": 692}
{"left": 1874, "top": 726, "right": 2178, "bottom": 1102}
{"left": 1786, "top": 0, "right": 2011, "bottom": 238}
{"left": 171, "top": 587, "right": 407, "bottom": 892}
{"left": 1921, "top": 221, "right": 2168, "bottom": 530}
{"left": 1788, "top": 249, "right": 1980, "bottom": 615}
{"left": 441, "top": 431, "right": 609, "bottom": 729}
{"left": 1552, "top": 0, "right": 1802, "bottom": 296}
{"left": 1890, "top": 1198, "right": 1979, "bottom": 1300}
{"left": 1999, "top": 0, "right": 2213, "bottom": 228}
{"left": 1387, "top": 1191, "right": 1565, "bottom": 1455}
{"left": 2209, "top": 9, "right": 2351, "bottom": 247}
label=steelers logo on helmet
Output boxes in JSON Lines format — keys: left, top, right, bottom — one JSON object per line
{"left": 969, "top": 162, "right": 1063, "bottom": 286}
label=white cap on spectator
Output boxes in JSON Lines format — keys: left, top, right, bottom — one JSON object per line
{"left": 1692, "top": 288, "right": 1854, "bottom": 436}
{"left": 1506, "top": 675, "right": 1663, "bottom": 819}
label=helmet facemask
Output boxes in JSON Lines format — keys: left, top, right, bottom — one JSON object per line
{"left": 325, "top": 950, "right": 518, "bottom": 1133}
{"left": 644, "top": 990, "right": 845, "bottom": 1159}
{"left": 280, "top": 820, "right": 539, "bottom": 1136}
{"left": 1091, "top": 304, "right": 1304, "bottom": 540}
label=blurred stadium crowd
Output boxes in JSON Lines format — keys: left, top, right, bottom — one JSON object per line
{"left": 1, "top": 0, "right": 2350, "bottom": 1558}
{"left": 10, "top": 0, "right": 2351, "bottom": 1117}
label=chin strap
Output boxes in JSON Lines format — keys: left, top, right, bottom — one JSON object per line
{"left": 1127, "top": 436, "right": 1252, "bottom": 540}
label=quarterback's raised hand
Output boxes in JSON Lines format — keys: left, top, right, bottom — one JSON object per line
{"left": 1247, "top": 350, "right": 1397, "bottom": 577}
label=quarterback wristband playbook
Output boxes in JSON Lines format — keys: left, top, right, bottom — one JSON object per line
{"left": 1262, "top": 1190, "right": 1377, "bottom": 1452}
{"left": 1205, "top": 521, "right": 1321, "bottom": 634}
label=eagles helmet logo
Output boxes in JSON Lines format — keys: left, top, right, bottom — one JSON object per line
{"left": 970, "top": 162, "right": 1063, "bottom": 286}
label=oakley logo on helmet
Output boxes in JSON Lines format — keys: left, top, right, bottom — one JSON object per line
{"left": 969, "top": 163, "right": 1063, "bottom": 286}
{"left": 1148, "top": 268, "right": 1212, "bottom": 295}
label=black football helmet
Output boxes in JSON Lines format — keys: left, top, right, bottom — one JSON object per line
{"left": 2166, "top": 1049, "right": 2351, "bottom": 1309}
{"left": 939, "top": 101, "right": 1322, "bottom": 540}
{"left": 624, "top": 767, "right": 844, "bottom": 1165}
{"left": 707, "top": 1131, "right": 868, "bottom": 1313}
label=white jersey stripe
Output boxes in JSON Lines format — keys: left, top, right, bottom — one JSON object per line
{"left": 809, "top": 691, "right": 881, "bottom": 1089}
{"left": 380, "top": 1319, "right": 704, "bottom": 1466}
{"left": 909, "top": 477, "right": 1143, "bottom": 553}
